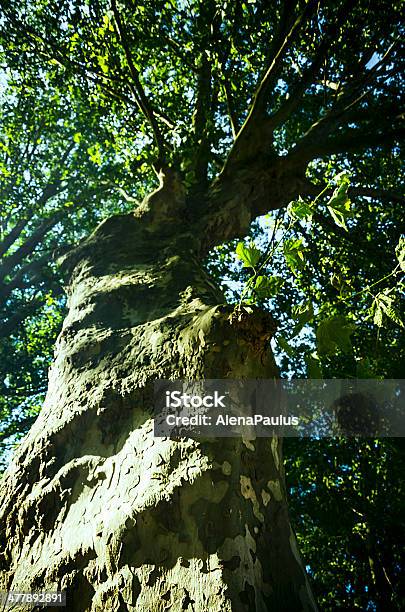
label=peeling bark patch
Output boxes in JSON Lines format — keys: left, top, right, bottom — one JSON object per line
{"left": 261, "top": 489, "right": 271, "bottom": 507}
{"left": 240, "top": 476, "right": 264, "bottom": 523}
{"left": 267, "top": 480, "right": 282, "bottom": 502}
{"left": 242, "top": 438, "right": 255, "bottom": 451}
{"left": 190, "top": 480, "right": 231, "bottom": 554}
{"left": 221, "top": 461, "right": 232, "bottom": 476}
{"left": 271, "top": 436, "right": 280, "bottom": 471}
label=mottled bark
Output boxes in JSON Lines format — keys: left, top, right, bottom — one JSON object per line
{"left": 0, "top": 181, "right": 317, "bottom": 611}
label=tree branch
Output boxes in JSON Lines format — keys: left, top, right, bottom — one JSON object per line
{"left": 191, "top": 51, "right": 213, "bottom": 186}
{"left": 287, "top": 127, "right": 404, "bottom": 165}
{"left": 221, "top": 0, "right": 318, "bottom": 168}
{"left": 0, "top": 181, "right": 62, "bottom": 260}
{"left": 111, "top": 0, "right": 167, "bottom": 165}
{"left": 0, "top": 191, "right": 92, "bottom": 286}
{"left": 199, "top": 154, "right": 305, "bottom": 253}
{"left": 0, "top": 218, "right": 30, "bottom": 260}
{"left": 0, "top": 210, "right": 66, "bottom": 284}
{"left": 262, "top": 0, "right": 354, "bottom": 136}
{"left": 7, "top": 5, "right": 174, "bottom": 153}
{"left": 221, "top": 69, "right": 239, "bottom": 138}
{"left": 245, "top": 0, "right": 317, "bottom": 124}
{"left": 0, "top": 297, "right": 45, "bottom": 337}
{"left": 287, "top": 97, "right": 402, "bottom": 164}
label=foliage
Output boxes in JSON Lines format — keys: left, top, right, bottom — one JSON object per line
{"left": 285, "top": 437, "right": 405, "bottom": 611}
{"left": 0, "top": 69, "right": 140, "bottom": 466}
{"left": 0, "top": 0, "right": 404, "bottom": 607}
{"left": 208, "top": 169, "right": 404, "bottom": 380}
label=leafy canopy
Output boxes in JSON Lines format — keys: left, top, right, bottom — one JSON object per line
{"left": 0, "top": 3, "right": 403, "bottom": 606}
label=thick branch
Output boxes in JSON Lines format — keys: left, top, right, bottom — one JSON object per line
{"left": 0, "top": 218, "right": 29, "bottom": 260}
{"left": 222, "top": 78, "right": 239, "bottom": 139}
{"left": 0, "top": 210, "right": 65, "bottom": 284}
{"left": 220, "top": 1, "right": 354, "bottom": 172}
{"left": 220, "top": 0, "right": 318, "bottom": 169}
{"left": 288, "top": 98, "right": 402, "bottom": 163}
{"left": 245, "top": 0, "right": 317, "bottom": 125}
{"left": 263, "top": 0, "right": 354, "bottom": 136}
{"left": 111, "top": 0, "right": 166, "bottom": 164}
{"left": 284, "top": 38, "right": 401, "bottom": 158}
{"left": 286, "top": 127, "right": 404, "bottom": 165}
{"left": 198, "top": 155, "right": 305, "bottom": 253}
{"left": 191, "top": 52, "right": 213, "bottom": 187}
{"left": 189, "top": 0, "right": 224, "bottom": 190}
{"left": 0, "top": 181, "right": 62, "bottom": 261}
{"left": 199, "top": 127, "right": 403, "bottom": 254}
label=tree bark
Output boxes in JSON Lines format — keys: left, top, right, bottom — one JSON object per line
{"left": 0, "top": 197, "right": 317, "bottom": 610}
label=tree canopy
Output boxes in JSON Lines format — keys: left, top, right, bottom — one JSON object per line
{"left": 0, "top": 0, "right": 404, "bottom": 608}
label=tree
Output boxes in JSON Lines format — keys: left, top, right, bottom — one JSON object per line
{"left": 286, "top": 437, "right": 405, "bottom": 610}
{"left": 0, "top": 67, "right": 141, "bottom": 466}
{"left": 0, "top": 1, "right": 403, "bottom": 609}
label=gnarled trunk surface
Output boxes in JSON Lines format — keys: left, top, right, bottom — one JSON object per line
{"left": 0, "top": 206, "right": 316, "bottom": 611}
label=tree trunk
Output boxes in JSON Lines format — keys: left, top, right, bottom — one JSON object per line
{"left": 0, "top": 208, "right": 317, "bottom": 611}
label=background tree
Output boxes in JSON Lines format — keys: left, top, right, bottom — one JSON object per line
{"left": 0, "top": 1, "right": 403, "bottom": 610}
{"left": 286, "top": 437, "right": 405, "bottom": 611}
{"left": 0, "top": 68, "right": 141, "bottom": 465}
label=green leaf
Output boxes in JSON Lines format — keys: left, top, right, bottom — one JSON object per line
{"left": 373, "top": 305, "right": 383, "bottom": 327}
{"left": 327, "top": 174, "right": 350, "bottom": 208}
{"left": 276, "top": 335, "right": 295, "bottom": 357}
{"left": 283, "top": 238, "right": 305, "bottom": 274}
{"left": 287, "top": 197, "right": 313, "bottom": 220}
{"left": 383, "top": 307, "right": 404, "bottom": 327}
{"left": 235, "top": 242, "right": 261, "bottom": 268}
{"left": 326, "top": 176, "right": 352, "bottom": 231}
{"left": 373, "top": 290, "right": 404, "bottom": 328}
{"left": 327, "top": 205, "right": 350, "bottom": 230}
{"left": 396, "top": 236, "right": 405, "bottom": 272}
{"left": 316, "top": 315, "right": 354, "bottom": 355}
{"left": 254, "top": 275, "right": 284, "bottom": 298}
{"left": 291, "top": 302, "right": 314, "bottom": 337}
{"left": 97, "top": 55, "right": 109, "bottom": 74}
{"left": 305, "top": 354, "right": 323, "bottom": 379}
{"left": 87, "top": 143, "right": 102, "bottom": 165}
